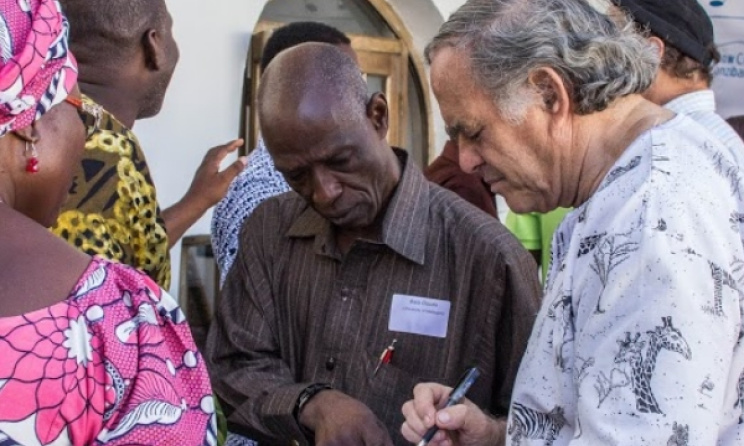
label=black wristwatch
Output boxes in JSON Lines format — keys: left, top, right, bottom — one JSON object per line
{"left": 294, "top": 383, "right": 333, "bottom": 439}
{"left": 294, "top": 383, "right": 333, "bottom": 419}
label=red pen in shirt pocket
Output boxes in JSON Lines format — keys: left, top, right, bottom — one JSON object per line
{"left": 373, "top": 339, "right": 397, "bottom": 375}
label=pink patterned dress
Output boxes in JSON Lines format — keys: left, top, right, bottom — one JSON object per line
{"left": 0, "top": 257, "right": 217, "bottom": 445}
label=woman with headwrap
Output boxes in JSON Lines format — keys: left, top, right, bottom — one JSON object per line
{"left": 0, "top": 1, "right": 217, "bottom": 444}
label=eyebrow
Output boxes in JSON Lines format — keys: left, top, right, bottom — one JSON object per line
{"left": 445, "top": 123, "right": 465, "bottom": 140}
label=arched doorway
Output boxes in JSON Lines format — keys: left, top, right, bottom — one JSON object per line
{"left": 241, "top": 0, "right": 435, "bottom": 167}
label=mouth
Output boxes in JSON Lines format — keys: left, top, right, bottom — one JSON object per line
{"left": 483, "top": 176, "right": 505, "bottom": 193}
{"left": 316, "top": 206, "right": 352, "bottom": 222}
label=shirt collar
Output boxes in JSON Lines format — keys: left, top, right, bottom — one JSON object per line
{"left": 286, "top": 148, "right": 430, "bottom": 265}
{"left": 664, "top": 90, "right": 716, "bottom": 115}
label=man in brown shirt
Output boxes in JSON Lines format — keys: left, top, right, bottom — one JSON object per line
{"left": 206, "top": 43, "right": 541, "bottom": 446}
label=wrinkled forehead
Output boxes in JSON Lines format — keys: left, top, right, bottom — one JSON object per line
{"left": 430, "top": 46, "right": 478, "bottom": 95}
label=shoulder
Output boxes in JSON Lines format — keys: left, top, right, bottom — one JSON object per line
{"left": 577, "top": 116, "right": 743, "bottom": 249}
{"left": 67, "top": 259, "right": 214, "bottom": 443}
{"left": 239, "top": 191, "right": 307, "bottom": 238}
{"left": 71, "top": 258, "right": 168, "bottom": 307}
{"left": 427, "top": 184, "right": 527, "bottom": 258}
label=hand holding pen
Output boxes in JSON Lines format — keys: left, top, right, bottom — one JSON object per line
{"left": 401, "top": 368, "right": 506, "bottom": 446}
{"left": 416, "top": 368, "right": 480, "bottom": 446}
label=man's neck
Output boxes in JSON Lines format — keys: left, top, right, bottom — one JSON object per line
{"left": 561, "top": 96, "right": 675, "bottom": 209}
{"left": 79, "top": 81, "right": 140, "bottom": 129}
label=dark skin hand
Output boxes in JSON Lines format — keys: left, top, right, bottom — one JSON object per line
{"left": 299, "top": 390, "right": 394, "bottom": 446}
{"left": 161, "top": 138, "right": 246, "bottom": 248}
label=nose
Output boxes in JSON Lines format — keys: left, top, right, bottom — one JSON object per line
{"left": 311, "top": 168, "right": 342, "bottom": 207}
{"left": 457, "top": 141, "right": 483, "bottom": 174}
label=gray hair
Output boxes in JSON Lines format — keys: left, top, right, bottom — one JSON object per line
{"left": 426, "top": 0, "right": 659, "bottom": 117}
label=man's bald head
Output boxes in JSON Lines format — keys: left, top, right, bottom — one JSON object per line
{"left": 258, "top": 42, "right": 369, "bottom": 131}
{"left": 257, "top": 43, "right": 399, "bottom": 231}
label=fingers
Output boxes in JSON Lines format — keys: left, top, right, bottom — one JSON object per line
{"left": 203, "top": 139, "right": 244, "bottom": 166}
{"left": 224, "top": 156, "right": 248, "bottom": 177}
{"left": 400, "top": 419, "right": 449, "bottom": 446}
{"left": 401, "top": 383, "right": 452, "bottom": 444}
{"left": 412, "top": 383, "right": 451, "bottom": 428}
{"left": 434, "top": 404, "right": 469, "bottom": 431}
{"left": 401, "top": 400, "right": 428, "bottom": 439}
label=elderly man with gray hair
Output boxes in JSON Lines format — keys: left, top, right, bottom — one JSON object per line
{"left": 401, "top": 0, "right": 744, "bottom": 445}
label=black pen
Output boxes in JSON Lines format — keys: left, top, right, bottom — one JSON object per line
{"left": 417, "top": 367, "right": 481, "bottom": 446}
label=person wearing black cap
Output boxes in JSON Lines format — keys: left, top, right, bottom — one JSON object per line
{"left": 614, "top": 0, "right": 744, "bottom": 166}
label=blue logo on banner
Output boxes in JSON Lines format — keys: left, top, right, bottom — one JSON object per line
{"left": 714, "top": 41, "right": 744, "bottom": 79}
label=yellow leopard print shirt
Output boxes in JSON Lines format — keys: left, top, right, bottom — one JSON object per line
{"left": 53, "top": 96, "right": 171, "bottom": 288}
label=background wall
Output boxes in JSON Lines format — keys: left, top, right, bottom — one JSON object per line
{"left": 137, "top": 0, "right": 744, "bottom": 296}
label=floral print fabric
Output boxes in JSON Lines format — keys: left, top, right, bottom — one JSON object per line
{"left": 0, "top": 257, "right": 216, "bottom": 445}
{"left": 0, "top": 0, "right": 78, "bottom": 136}
{"left": 507, "top": 114, "right": 744, "bottom": 445}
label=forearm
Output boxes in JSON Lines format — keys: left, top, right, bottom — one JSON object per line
{"left": 162, "top": 192, "right": 210, "bottom": 248}
{"left": 214, "top": 367, "right": 309, "bottom": 444}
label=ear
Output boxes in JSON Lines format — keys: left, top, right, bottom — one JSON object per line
{"left": 527, "top": 67, "right": 571, "bottom": 117}
{"left": 6, "top": 123, "right": 40, "bottom": 172}
{"left": 647, "top": 35, "right": 665, "bottom": 61}
{"left": 366, "top": 92, "right": 389, "bottom": 140}
{"left": 142, "top": 28, "right": 165, "bottom": 71}
{"left": 11, "top": 122, "right": 40, "bottom": 144}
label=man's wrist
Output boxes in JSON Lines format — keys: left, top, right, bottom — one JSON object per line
{"left": 484, "top": 414, "right": 507, "bottom": 444}
{"left": 182, "top": 187, "right": 213, "bottom": 213}
{"left": 294, "top": 383, "right": 332, "bottom": 436}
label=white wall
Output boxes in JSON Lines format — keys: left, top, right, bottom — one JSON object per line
{"left": 137, "top": 0, "right": 464, "bottom": 296}
{"left": 134, "top": 0, "right": 744, "bottom": 296}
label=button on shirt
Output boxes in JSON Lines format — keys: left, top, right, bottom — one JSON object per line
{"left": 206, "top": 150, "right": 542, "bottom": 446}
{"left": 211, "top": 138, "right": 291, "bottom": 284}
{"left": 507, "top": 115, "right": 744, "bottom": 445}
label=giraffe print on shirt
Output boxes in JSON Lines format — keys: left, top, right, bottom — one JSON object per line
{"left": 614, "top": 317, "right": 691, "bottom": 414}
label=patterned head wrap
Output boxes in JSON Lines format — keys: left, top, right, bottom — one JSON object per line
{"left": 0, "top": 0, "right": 77, "bottom": 137}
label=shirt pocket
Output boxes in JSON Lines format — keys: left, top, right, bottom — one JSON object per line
{"left": 363, "top": 333, "right": 449, "bottom": 397}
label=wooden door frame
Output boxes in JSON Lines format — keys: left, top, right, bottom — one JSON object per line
{"left": 241, "top": 0, "right": 435, "bottom": 162}
{"left": 365, "top": 0, "right": 435, "bottom": 162}
{"left": 245, "top": 24, "right": 409, "bottom": 152}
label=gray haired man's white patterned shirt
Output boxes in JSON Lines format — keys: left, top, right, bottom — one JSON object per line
{"left": 507, "top": 114, "right": 744, "bottom": 445}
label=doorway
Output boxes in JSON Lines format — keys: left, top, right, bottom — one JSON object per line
{"left": 241, "top": 0, "right": 433, "bottom": 167}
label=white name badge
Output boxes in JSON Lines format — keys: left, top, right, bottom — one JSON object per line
{"left": 388, "top": 294, "right": 451, "bottom": 338}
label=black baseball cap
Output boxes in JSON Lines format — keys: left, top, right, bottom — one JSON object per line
{"left": 613, "top": 0, "right": 716, "bottom": 66}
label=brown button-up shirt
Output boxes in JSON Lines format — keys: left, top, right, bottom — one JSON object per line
{"left": 206, "top": 150, "right": 541, "bottom": 445}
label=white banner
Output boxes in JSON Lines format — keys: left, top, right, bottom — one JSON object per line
{"left": 702, "top": 0, "right": 744, "bottom": 118}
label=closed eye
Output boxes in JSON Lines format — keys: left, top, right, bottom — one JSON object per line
{"left": 327, "top": 156, "right": 350, "bottom": 169}
{"left": 463, "top": 129, "right": 482, "bottom": 141}
{"left": 284, "top": 169, "right": 307, "bottom": 183}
